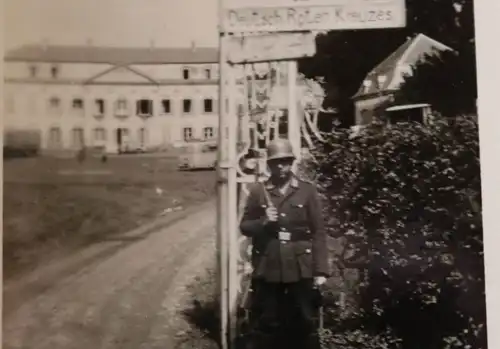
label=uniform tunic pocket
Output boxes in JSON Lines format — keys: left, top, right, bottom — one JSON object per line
{"left": 294, "top": 241, "right": 313, "bottom": 279}
{"left": 289, "top": 201, "right": 307, "bottom": 222}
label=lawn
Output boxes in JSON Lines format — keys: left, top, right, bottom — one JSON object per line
{"left": 3, "top": 154, "right": 216, "bottom": 280}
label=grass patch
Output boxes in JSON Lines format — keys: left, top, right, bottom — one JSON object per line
{"left": 3, "top": 155, "right": 216, "bottom": 279}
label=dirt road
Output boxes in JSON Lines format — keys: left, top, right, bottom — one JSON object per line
{"left": 3, "top": 200, "right": 217, "bottom": 349}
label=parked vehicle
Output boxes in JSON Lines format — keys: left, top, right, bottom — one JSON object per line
{"left": 178, "top": 141, "right": 217, "bottom": 170}
{"left": 4, "top": 129, "right": 41, "bottom": 158}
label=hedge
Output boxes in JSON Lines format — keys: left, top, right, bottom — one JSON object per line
{"left": 300, "top": 116, "right": 486, "bottom": 349}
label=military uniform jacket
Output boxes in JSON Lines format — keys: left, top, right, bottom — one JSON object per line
{"left": 239, "top": 176, "right": 330, "bottom": 283}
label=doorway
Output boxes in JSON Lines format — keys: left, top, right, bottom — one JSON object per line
{"left": 71, "top": 127, "right": 84, "bottom": 149}
{"left": 48, "top": 127, "right": 62, "bottom": 149}
{"left": 116, "top": 128, "right": 129, "bottom": 153}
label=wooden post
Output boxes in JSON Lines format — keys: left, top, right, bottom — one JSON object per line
{"left": 217, "top": 1, "right": 230, "bottom": 347}
{"left": 227, "top": 58, "right": 239, "bottom": 347}
{"left": 287, "top": 61, "right": 301, "bottom": 170}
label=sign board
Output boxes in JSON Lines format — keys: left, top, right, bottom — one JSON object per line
{"left": 227, "top": 32, "right": 316, "bottom": 63}
{"left": 222, "top": 0, "right": 406, "bottom": 33}
{"left": 227, "top": 0, "right": 398, "bottom": 8}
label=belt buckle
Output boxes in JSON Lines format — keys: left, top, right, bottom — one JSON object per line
{"left": 279, "top": 231, "right": 291, "bottom": 241}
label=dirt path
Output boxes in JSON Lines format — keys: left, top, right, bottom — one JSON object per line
{"left": 2, "top": 201, "right": 217, "bottom": 349}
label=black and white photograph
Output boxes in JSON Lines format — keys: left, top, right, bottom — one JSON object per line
{"left": 2, "top": 0, "right": 496, "bottom": 349}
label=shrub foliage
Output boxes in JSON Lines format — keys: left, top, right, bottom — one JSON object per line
{"left": 304, "top": 116, "right": 486, "bottom": 349}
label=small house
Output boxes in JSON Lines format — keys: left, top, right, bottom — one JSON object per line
{"left": 352, "top": 33, "right": 452, "bottom": 125}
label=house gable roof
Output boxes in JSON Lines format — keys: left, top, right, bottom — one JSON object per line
{"left": 4, "top": 44, "right": 219, "bottom": 65}
{"left": 353, "top": 33, "right": 453, "bottom": 100}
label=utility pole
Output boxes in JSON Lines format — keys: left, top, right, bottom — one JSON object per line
{"left": 217, "top": 8, "right": 230, "bottom": 349}
{"left": 217, "top": 0, "right": 239, "bottom": 347}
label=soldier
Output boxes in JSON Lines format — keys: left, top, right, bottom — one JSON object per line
{"left": 240, "top": 138, "right": 330, "bottom": 349}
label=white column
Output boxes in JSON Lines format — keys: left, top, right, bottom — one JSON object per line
{"left": 287, "top": 61, "right": 301, "bottom": 170}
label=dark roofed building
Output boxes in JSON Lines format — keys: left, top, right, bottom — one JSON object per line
{"left": 352, "top": 33, "right": 452, "bottom": 125}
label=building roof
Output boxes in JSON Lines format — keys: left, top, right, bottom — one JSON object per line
{"left": 385, "top": 103, "right": 431, "bottom": 112}
{"left": 4, "top": 44, "right": 219, "bottom": 64}
{"left": 353, "top": 33, "right": 453, "bottom": 100}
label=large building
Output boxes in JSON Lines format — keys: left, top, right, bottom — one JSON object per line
{"left": 3, "top": 43, "right": 222, "bottom": 153}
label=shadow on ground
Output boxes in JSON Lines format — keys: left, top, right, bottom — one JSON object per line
{"left": 179, "top": 269, "right": 221, "bottom": 349}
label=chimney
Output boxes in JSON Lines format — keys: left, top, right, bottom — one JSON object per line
{"left": 42, "top": 38, "right": 49, "bottom": 51}
{"left": 86, "top": 38, "right": 93, "bottom": 46}
{"left": 149, "top": 39, "right": 155, "bottom": 51}
{"left": 191, "top": 40, "right": 196, "bottom": 51}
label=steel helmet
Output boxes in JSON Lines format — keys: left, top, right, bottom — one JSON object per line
{"left": 266, "top": 138, "right": 296, "bottom": 161}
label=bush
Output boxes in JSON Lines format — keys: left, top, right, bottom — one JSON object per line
{"left": 305, "top": 116, "right": 486, "bottom": 349}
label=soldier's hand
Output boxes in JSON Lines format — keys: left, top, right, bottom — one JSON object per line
{"left": 265, "top": 206, "right": 278, "bottom": 222}
{"left": 314, "top": 276, "right": 327, "bottom": 287}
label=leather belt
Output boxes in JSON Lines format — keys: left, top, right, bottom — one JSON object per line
{"left": 274, "top": 230, "right": 311, "bottom": 242}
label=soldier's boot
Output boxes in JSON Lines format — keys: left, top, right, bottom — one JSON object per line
{"left": 302, "top": 332, "right": 321, "bottom": 349}
{"left": 249, "top": 332, "right": 274, "bottom": 349}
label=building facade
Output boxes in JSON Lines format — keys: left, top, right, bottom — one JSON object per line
{"left": 3, "top": 44, "right": 222, "bottom": 153}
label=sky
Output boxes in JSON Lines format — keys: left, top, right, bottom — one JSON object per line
{"left": 4, "top": 0, "right": 220, "bottom": 51}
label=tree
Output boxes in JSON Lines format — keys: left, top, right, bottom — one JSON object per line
{"left": 299, "top": 0, "right": 476, "bottom": 127}
{"left": 393, "top": 40, "right": 477, "bottom": 117}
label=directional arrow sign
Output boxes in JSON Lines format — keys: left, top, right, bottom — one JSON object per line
{"left": 227, "top": 32, "right": 316, "bottom": 63}
{"left": 223, "top": 0, "right": 406, "bottom": 33}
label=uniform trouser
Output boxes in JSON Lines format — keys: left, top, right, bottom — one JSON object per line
{"left": 249, "top": 278, "right": 321, "bottom": 349}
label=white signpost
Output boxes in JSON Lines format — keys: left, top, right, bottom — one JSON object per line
{"left": 227, "top": 32, "right": 316, "bottom": 63}
{"left": 222, "top": 0, "right": 406, "bottom": 33}
{"left": 217, "top": 1, "right": 406, "bottom": 348}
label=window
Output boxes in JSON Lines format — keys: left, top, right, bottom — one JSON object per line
{"left": 183, "top": 99, "right": 192, "bottom": 114}
{"left": 205, "top": 68, "right": 211, "bottom": 79}
{"left": 183, "top": 127, "right": 193, "bottom": 141}
{"left": 116, "top": 128, "right": 130, "bottom": 145}
{"left": 72, "top": 127, "right": 85, "bottom": 148}
{"left": 49, "top": 97, "right": 60, "bottom": 108}
{"left": 115, "top": 98, "right": 128, "bottom": 116}
{"left": 138, "top": 128, "right": 146, "bottom": 146}
{"left": 161, "top": 99, "right": 171, "bottom": 114}
{"left": 203, "top": 127, "right": 214, "bottom": 140}
{"left": 93, "top": 127, "right": 107, "bottom": 141}
{"left": 95, "top": 99, "right": 105, "bottom": 115}
{"left": 183, "top": 68, "right": 190, "bottom": 80}
{"left": 362, "top": 79, "right": 372, "bottom": 93}
{"left": 203, "top": 99, "right": 213, "bottom": 113}
{"left": 51, "top": 65, "right": 59, "bottom": 79}
{"left": 48, "top": 97, "right": 61, "bottom": 115}
{"left": 136, "top": 99, "right": 153, "bottom": 116}
{"left": 29, "top": 65, "right": 37, "bottom": 78}
{"left": 377, "top": 74, "right": 387, "bottom": 88}
{"left": 72, "top": 98, "right": 84, "bottom": 109}
{"left": 48, "top": 127, "right": 62, "bottom": 148}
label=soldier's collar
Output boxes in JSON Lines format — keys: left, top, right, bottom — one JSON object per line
{"left": 264, "top": 176, "right": 299, "bottom": 190}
